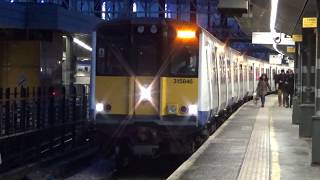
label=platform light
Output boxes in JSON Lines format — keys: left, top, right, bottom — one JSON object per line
{"left": 270, "top": 0, "right": 284, "bottom": 55}
{"left": 101, "top": 2, "right": 106, "bottom": 20}
{"left": 217, "top": 43, "right": 226, "bottom": 53}
{"left": 270, "top": 0, "right": 279, "bottom": 32}
{"left": 73, "top": 38, "right": 92, "bottom": 52}
{"left": 177, "top": 30, "right": 196, "bottom": 39}
{"left": 133, "top": 2, "right": 137, "bottom": 12}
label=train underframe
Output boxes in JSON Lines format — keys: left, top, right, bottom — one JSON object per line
{"left": 95, "top": 95, "right": 252, "bottom": 168}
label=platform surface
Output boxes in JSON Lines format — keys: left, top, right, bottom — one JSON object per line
{"left": 167, "top": 95, "right": 320, "bottom": 180}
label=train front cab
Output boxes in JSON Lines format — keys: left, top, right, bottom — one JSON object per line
{"left": 93, "top": 19, "right": 206, "bottom": 155}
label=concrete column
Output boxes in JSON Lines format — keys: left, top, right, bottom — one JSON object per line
{"left": 312, "top": 0, "right": 320, "bottom": 164}
{"left": 299, "top": 27, "right": 316, "bottom": 138}
{"left": 292, "top": 42, "right": 302, "bottom": 124}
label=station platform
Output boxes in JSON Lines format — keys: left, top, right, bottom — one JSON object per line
{"left": 168, "top": 95, "right": 320, "bottom": 180}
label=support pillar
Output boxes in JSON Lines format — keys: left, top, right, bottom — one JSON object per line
{"left": 190, "top": 0, "right": 197, "bottom": 23}
{"left": 292, "top": 42, "right": 302, "bottom": 124}
{"left": 207, "top": 0, "right": 211, "bottom": 30}
{"left": 158, "top": 0, "right": 165, "bottom": 18}
{"left": 299, "top": 27, "right": 316, "bottom": 138}
{"left": 312, "top": 0, "right": 320, "bottom": 164}
{"left": 62, "top": 35, "right": 75, "bottom": 87}
{"left": 89, "top": 32, "right": 96, "bottom": 120}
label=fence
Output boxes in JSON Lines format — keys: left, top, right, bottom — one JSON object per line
{"left": 0, "top": 85, "right": 92, "bottom": 173}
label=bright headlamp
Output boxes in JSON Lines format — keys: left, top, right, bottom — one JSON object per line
{"left": 96, "top": 103, "right": 104, "bottom": 112}
{"left": 139, "top": 85, "right": 152, "bottom": 102}
{"left": 188, "top": 104, "right": 198, "bottom": 115}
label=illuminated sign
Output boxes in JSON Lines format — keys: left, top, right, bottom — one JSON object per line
{"left": 287, "top": 46, "right": 295, "bottom": 53}
{"left": 292, "top": 34, "right": 303, "bottom": 42}
{"left": 303, "top": 17, "right": 317, "bottom": 28}
{"left": 252, "top": 32, "right": 294, "bottom": 45}
{"left": 269, "top": 54, "right": 282, "bottom": 65}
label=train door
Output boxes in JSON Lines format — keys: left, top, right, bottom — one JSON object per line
{"left": 266, "top": 67, "right": 271, "bottom": 91}
{"left": 239, "top": 64, "right": 244, "bottom": 99}
{"left": 253, "top": 63, "right": 256, "bottom": 93}
{"left": 244, "top": 64, "right": 248, "bottom": 97}
{"left": 218, "top": 52, "right": 227, "bottom": 110}
{"left": 234, "top": 59, "right": 239, "bottom": 102}
{"left": 272, "top": 67, "right": 277, "bottom": 91}
{"left": 227, "top": 56, "right": 232, "bottom": 106}
{"left": 205, "top": 47, "right": 213, "bottom": 116}
{"left": 230, "top": 54, "right": 235, "bottom": 103}
{"left": 249, "top": 65, "right": 254, "bottom": 95}
{"left": 212, "top": 46, "right": 219, "bottom": 114}
{"left": 222, "top": 53, "right": 227, "bottom": 109}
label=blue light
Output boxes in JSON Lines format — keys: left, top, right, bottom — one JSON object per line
{"left": 10, "top": 0, "right": 14, "bottom": 3}
{"left": 101, "top": 2, "right": 106, "bottom": 20}
{"left": 133, "top": 2, "right": 137, "bottom": 12}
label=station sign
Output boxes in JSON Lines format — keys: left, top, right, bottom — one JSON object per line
{"left": 287, "top": 46, "right": 295, "bottom": 53}
{"left": 252, "top": 32, "right": 295, "bottom": 45}
{"left": 292, "top": 34, "right": 303, "bottom": 42}
{"left": 303, "top": 17, "right": 317, "bottom": 28}
{"left": 269, "top": 54, "right": 282, "bottom": 65}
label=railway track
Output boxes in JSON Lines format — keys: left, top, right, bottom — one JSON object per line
{"left": 66, "top": 155, "right": 186, "bottom": 180}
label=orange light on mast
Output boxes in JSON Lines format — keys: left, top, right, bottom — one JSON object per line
{"left": 177, "top": 30, "right": 196, "bottom": 39}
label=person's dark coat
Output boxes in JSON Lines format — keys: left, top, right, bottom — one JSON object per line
{"left": 286, "top": 73, "right": 294, "bottom": 94}
{"left": 257, "top": 78, "right": 271, "bottom": 96}
{"left": 277, "top": 73, "right": 286, "bottom": 91}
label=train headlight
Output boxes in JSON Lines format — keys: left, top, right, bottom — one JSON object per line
{"left": 96, "top": 103, "right": 104, "bottom": 112}
{"left": 139, "top": 85, "right": 152, "bottom": 102}
{"left": 188, "top": 104, "right": 198, "bottom": 115}
{"left": 167, "top": 104, "right": 177, "bottom": 114}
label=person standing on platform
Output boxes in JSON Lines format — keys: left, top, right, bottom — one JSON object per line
{"left": 283, "top": 70, "right": 290, "bottom": 107}
{"left": 277, "top": 70, "right": 286, "bottom": 107}
{"left": 274, "top": 72, "right": 279, "bottom": 92}
{"left": 256, "top": 74, "right": 271, "bottom": 108}
{"left": 285, "top": 69, "right": 294, "bottom": 108}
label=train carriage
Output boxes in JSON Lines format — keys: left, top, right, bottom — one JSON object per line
{"left": 91, "top": 18, "right": 288, "bottom": 157}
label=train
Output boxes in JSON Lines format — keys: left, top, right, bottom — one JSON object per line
{"left": 90, "top": 18, "right": 289, "bottom": 160}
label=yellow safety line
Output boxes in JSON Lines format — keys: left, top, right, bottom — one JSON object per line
{"left": 269, "top": 98, "right": 281, "bottom": 180}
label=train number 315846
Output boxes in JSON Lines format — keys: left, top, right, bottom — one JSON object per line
{"left": 173, "top": 78, "right": 193, "bottom": 84}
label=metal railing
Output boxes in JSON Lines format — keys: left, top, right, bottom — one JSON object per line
{"left": 0, "top": 85, "right": 92, "bottom": 173}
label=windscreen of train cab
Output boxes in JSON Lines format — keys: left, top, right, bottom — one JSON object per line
{"left": 167, "top": 26, "right": 199, "bottom": 77}
{"left": 133, "top": 24, "right": 162, "bottom": 76}
{"left": 96, "top": 24, "right": 131, "bottom": 76}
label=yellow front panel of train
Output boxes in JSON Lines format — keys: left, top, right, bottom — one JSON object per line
{"left": 160, "top": 77, "right": 198, "bottom": 116}
{"left": 96, "top": 76, "right": 133, "bottom": 115}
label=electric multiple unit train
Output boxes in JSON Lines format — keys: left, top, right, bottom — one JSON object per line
{"left": 91, "top": 18, "right": 289, "bottom": 156}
